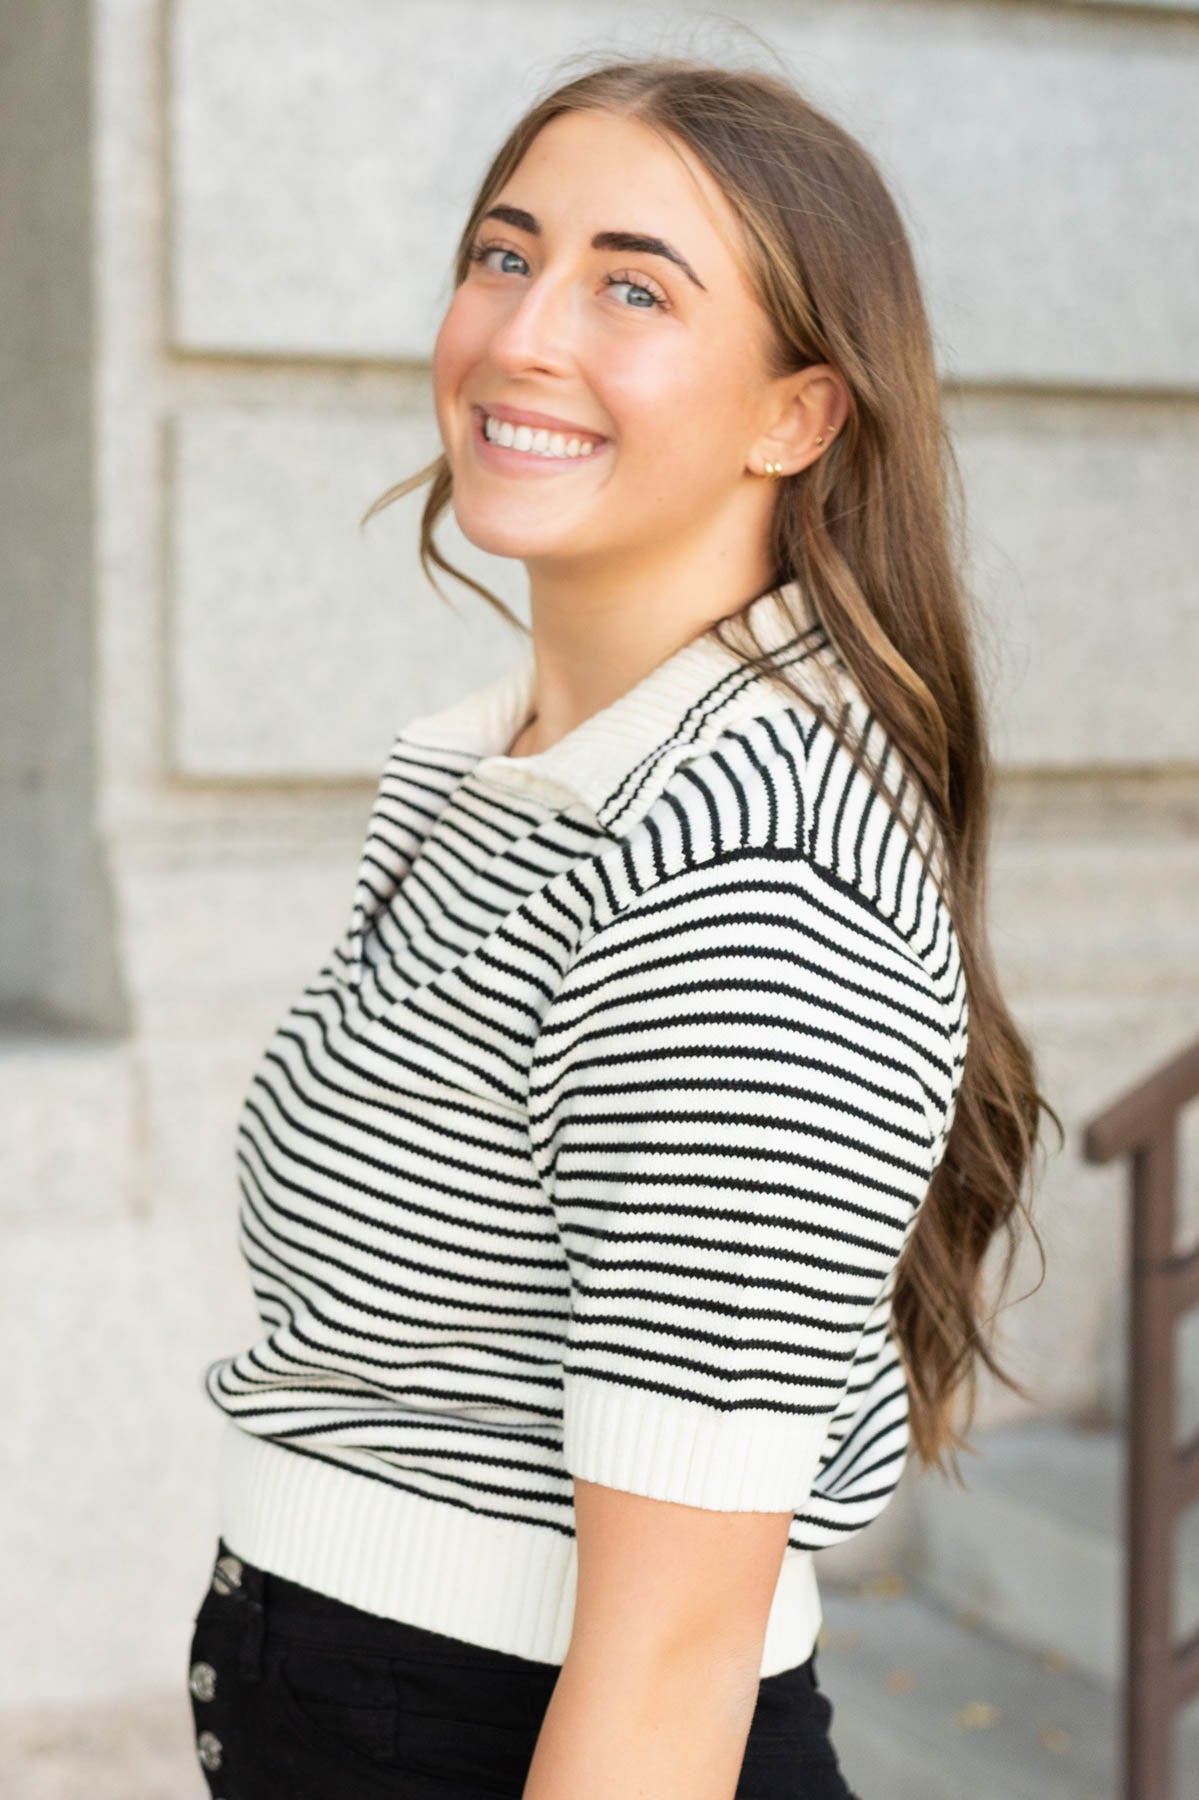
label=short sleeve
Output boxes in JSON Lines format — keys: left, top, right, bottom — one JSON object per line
{"left": 527, "top": 849, "right": 953, "bottom": 1513}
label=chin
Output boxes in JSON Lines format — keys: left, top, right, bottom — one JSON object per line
{"left": 449, "top": 498, "right": 583, "bottom": 562}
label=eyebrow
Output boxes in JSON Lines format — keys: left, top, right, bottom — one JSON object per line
{"left": 477, "top": 203, "right": 707, "bottom": 291}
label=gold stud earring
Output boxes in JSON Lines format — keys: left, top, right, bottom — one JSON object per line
{"left": 762, "top": 459, "right": 784, "bottom": 478}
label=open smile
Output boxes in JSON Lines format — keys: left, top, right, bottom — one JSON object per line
{"left": 470, "top": 406, "right": 611, "bottom": 474}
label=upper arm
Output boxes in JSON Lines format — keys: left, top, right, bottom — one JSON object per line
{"left": 569, "top": 1477, "right": 794, "bottom": 1666}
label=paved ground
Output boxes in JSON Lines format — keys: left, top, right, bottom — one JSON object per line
{"left": 817, "top": 1578, "right": 1199, "bottom": 1800}
{"left": 0, "top": 1688, "right": 198, "bottom": 1800}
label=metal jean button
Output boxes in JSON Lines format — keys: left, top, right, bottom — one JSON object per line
{"left": 189, "top": 1660, "right": 217, "bottom": 1702}
{"left": 197, "top": 1729, "right": 223, "bottom": 1771}
{"left": 211, "top": 1553, "right": 243, "bottom": 1596}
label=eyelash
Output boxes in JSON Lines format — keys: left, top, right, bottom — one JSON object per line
{"left": 465, "top": 239, "right": 671, "bottom": 312}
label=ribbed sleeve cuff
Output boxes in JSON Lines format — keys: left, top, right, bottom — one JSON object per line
{"left": 561, "top": 1374, "right": 832, "bottom": 1512}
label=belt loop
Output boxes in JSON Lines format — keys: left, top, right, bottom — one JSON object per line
{"left": 237, "top": 1556, "right": 267, "bottom": 1684}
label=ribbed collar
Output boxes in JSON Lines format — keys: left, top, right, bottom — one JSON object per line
{"left": 398, "top": 577, "right": 845, "bottom": 836}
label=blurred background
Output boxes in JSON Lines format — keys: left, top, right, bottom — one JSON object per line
{"left": 2, "top": 1, "right": 1197, "bottom": 1795}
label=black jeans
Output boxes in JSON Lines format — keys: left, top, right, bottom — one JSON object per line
{"left": 187, "top": 1536, "right": 861, "bottom": 1799}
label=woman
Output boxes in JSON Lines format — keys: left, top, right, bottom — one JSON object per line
{"left": 188, "top": 53, "right": 1056, "bottom": 1800}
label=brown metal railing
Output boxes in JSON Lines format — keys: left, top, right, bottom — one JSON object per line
{"left": 1083, "top": 1036, "right": 1199, "bottom": 1800}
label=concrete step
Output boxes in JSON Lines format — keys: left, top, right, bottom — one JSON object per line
{"left": 815, "top": 1579, "right": 1199, "bottom": 1800}
{"left": 907, "top": 1416, "right": 1199, "bottom": 1687}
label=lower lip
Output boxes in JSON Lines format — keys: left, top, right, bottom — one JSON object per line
{"left": 471, "top": 407, "right": 609, "bottom": 475}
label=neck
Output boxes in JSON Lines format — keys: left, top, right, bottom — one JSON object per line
{"left": 516, "top": 544, "right": 775, "bottom": 758}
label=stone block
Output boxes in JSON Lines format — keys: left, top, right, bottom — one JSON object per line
{"left": 0, "top": 1036, "right": 139, "bottom": 1226}
{"left": 988, "top": 835, "right": 1199, "bottom": 999}
{"left": 168, "top": 0, "right": 1199, "bottom": 384}
{"left": 954, "top": 396, "right": 1199, "bottom": 770}
{"left": 113, "top": 838, "right": 376, "bottom": 1218}
{"left": 0, "top": 1213, "right": 255, "bottom": 1704}
{"left": 167, "top": 406, "right": 527, "bottom": 776}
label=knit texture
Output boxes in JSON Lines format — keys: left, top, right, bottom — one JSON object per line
{"left": 203, "top": 578, "right": 968, "bottom": 1675}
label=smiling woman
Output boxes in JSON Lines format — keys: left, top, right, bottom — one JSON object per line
{"left": 424, "top": 101, "right": 841, "bottom": 603}
{"left": 191, "top": 47, "right": 1056, "bottom": 1800}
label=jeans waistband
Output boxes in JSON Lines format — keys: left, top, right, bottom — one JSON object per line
{"left": 214, "top": 1535, "right": 817, "bottom": 1689}
{"left": 217, "top": 1536, "right": 560, "bottom": 1673}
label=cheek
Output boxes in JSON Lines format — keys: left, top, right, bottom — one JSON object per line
{"left": 430, "top": 324, "right": 455, "bottom": 398}
{"left": 599, "top": 333, "right": 745, "bottom": 457}
{"left": 431, "top": 293, "right": 483, "bottom": 400}
{"left": 595, "top": 351, "right": 697, "bottom": 454}
{"left": 431, "top": 306, "right": 481, "bottom": 454}
{"left": 605, "top": 355, "right": 745, "bottom": 489}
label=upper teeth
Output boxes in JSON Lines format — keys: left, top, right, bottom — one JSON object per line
{"left": 483, "top": 413, "right": 599, "bottom": 458}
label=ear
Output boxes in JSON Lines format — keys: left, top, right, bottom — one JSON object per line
{"left": 749, "top": 364, "right": 850, "bottom": 479}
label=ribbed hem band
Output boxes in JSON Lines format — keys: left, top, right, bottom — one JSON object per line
{"left": 216, "top": 1420, "right": 823, "bottom": 1678}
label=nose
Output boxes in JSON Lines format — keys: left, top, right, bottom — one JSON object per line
{"left": 483, "top": 267, "right": 579, "bottom": 380}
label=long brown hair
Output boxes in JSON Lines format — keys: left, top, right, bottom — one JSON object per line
{"left": 361, "top": 54, "right": 1062, "bottom": 1482}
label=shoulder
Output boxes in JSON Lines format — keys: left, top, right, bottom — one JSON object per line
{"left": 605, "top": 679, "right": 963, "bottom": 1032}
{"left": 624, "top": 682, "right": 954, "bottom": 965}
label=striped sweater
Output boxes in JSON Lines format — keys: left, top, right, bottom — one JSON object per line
{"left": 203, "top": 577, "right": 968, "bottom": 1678}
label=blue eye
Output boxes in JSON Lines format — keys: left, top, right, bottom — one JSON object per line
{"left": 465, "top": 240, "right": 669, "bottom": 312}
{"left": 467, "top": 242, "right": 527, "bottom": 278}
{"left": 601, "top": 273, "right": 667, "bottom": 311}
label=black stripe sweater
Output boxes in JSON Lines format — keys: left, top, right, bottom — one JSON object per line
{"left": 203, "top": 578, "right": 968, "bottom": 1676}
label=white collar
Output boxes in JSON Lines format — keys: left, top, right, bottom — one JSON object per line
{"left": 397, "top": 578, "right": 848, "bottom": 835}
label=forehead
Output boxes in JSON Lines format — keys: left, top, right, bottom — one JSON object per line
{"left": 495, "top": 108, "right": 750, "bottom": 278}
